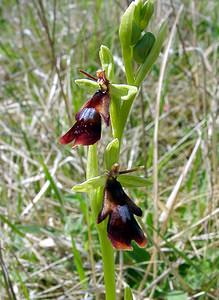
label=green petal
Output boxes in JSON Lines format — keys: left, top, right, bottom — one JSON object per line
{"left": 111, "top": 84, "right": 138, "bottom": 101}
{"left": 75, "top": 79, "right": 99, "bottom": 94}
{"left": 72, "top": 175, "right": 106, "bottom": 193}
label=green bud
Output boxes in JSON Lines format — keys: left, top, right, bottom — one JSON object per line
{"left": 119, "top": 1, "right": 136, "bottom": 47}
{"left": 135, "top": 22, "right": 167, "bottom": 86}
{"left": 99, "top": 45, "right": 114, "bottom": 81}
{"left": 140, "top": 0, "right": 154, "bottom": 30}
{"left": 133, "top": 0, "right": 143, "bottom": 24}
{"left": 133, "top": 32, "right": 156, "bottom": 64}
{"left": 104, "top": 138, "right": 119, "bottom": 170}
{"left": 130, "top": 20, "right": 142, "bottom": 45}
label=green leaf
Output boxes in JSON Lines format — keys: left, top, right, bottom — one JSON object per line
{"left": 167, "top": 291, "right": 188, "bottom": 300}
{"left": 118, "top": 174, "right": 149, "bottom": 187}
{"left": 41, "top": 160, "right": 66, "bottom": 222}
{"left": 75, "top": 79, "right": 99, "bottom": 94}
{"left": 135, "top": 21, "right": 167, "bottom": 86}
{"left": 126, "top": 243, "right": 150, "bottom": 263}
{"left": 99, "top": 45, "right": 114, "bottom": 81}
{"left": 16, "top": 224, "right": 49, "bottom": 234}
{"left": 111, "top": 84, "right": 138, "bottom": 101}
{"left": 71, "top": 236, "right": 87, "bottom": 287}
{"left": 72, "top": 175, "right": 106, "bottom": 193}
{"left": 14, "top": 270, "right": 30, "bottom": 300}
{"left": 124, "top": 285, "right": 133, "bottom": 300}
{"left": 133, "top": 32, "right": 156, "bottom": 64}
{"left": 0, "top": 214, "right": 25, "bottom": 237}
{"left": 104, "top": 138, "right": 119, "bottom": 170}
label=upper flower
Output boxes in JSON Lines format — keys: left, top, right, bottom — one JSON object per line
{"left": 97, "top": 175, "right": 147, "bottom": 250}
{"left": 59, "top": 107, "right": 101, "bottom": 147}
{"left": 76, "top": 91, "right": 110, "bottom": 126}
{"left": 59, "top": 70, "right": 110, "bottom": 148}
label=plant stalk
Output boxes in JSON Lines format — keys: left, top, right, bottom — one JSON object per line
{"left": 87, "top": 145, "right": 116, "bottom": 300}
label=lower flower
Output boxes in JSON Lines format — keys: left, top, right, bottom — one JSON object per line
{"left": 97, "top": 176, "right": 147, "bottom": 250}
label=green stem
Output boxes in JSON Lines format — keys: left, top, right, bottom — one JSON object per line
{"left": 122, "top": 47, "right": 134, "bottom": 85}
{"left": 98, "top": 224, "right": 116, "bottom": 300}
{"left": 120, "top": 98, "right": 136, "bottom": 138}
{"left": 110, "top": 94, "right": 123, "bottom": 144}
{"left": 87, "top": 145, "right": 116, "bottom": 300}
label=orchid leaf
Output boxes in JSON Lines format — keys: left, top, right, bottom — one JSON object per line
{"left": 124, "top": 285, "right": 133, "bottom": 300}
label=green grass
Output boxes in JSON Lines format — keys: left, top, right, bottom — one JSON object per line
{"left": 0, "top": 0, "right": 219, "bottom": 299}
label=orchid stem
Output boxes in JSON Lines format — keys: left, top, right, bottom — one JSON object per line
{"left": 87, "top": 145, "right": 116, "bottom": 300}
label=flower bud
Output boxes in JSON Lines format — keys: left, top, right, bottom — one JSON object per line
{"left": 130, "top": 20, "right": 142, "bottom": 45}
{"left": 133, "top": 31, "right": 155, "bottom": 64}
{"left": 139, "top": 0, "right": 154, "bottom": 31}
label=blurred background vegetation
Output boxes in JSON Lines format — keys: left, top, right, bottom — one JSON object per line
{"left": 0, "top": 0, "right": 218, "bottom": 299}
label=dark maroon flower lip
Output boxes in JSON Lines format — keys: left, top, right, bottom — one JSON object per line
{"left": 97, "top": 177, "right": 147, "bottom": 250}
{"left": 59, "top": 70, "right": 110, "bottom": 148}
{"left": 59, "top": 108, "right": 101, "bottom": 148}
{"left": 76, "top": 91, "right": 110, "bottom": 126}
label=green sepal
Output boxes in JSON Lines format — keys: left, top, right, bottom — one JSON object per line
{"left": 99, "top": 45, "right": 114, "bottom": 81}
{"left": 133, "top": 32, "right": 156, "bottom": 64}
{"left": 72, "top": 175, "right": 106, "bottom": 193}
{"left": 104, "top": 138, "right": 119, "bottom": 170}
{"left": 75, "top": 79, "right": 99, "bottom": 94}
{"left": 135, "top": 21, "right": 167, "bottom": 86}
{"left": 118, "top": 174, "right": 149, "bottom": 187}
{"left": 111, "top": 84, "right": 138, "bottom": 101}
